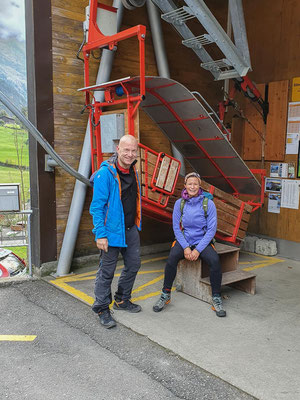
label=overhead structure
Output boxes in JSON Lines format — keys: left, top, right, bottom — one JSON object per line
{"left": 125, "top": 76, "right": 261, "bottom": 196}
{"left": 151, "top": 0, "right": 251, "bottom": 80}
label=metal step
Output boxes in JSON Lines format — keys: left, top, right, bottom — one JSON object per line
{"left": 152, "top": 0, "right": 251, "bottom": 80}
{"left": 182, "top": 34, "right": 213, "bottom": 50}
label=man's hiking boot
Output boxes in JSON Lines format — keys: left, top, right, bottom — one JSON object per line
{"left": 153, "top": 292, "right": 171, "bottom": 312}
{"left": 113, "top": 300, "right": 142, "bottom": 313}
{"left": 98, "top": 309, "right": 117, "bottom": 328}
{"left": 212, "top": 295, "right": 226, "bottom": 317}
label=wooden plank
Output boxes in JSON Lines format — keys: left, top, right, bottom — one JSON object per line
{"left": 164, "top": 159, "right": 180, "bottom": 192}
{"left": 156, "top": 157, "right": 170, "bottom": 188}
{"left": 242, "top": 84, "right": 265, "bottom": 160}
{"left": 265, "top": 80, "right": 289, "bottom": 161}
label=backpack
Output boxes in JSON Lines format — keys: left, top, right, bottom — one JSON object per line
{"left": 179, "top": 192, "right": 213, "bottom": 226}
{"left": 179, "top": 192, "right": 216, "bottom": 244}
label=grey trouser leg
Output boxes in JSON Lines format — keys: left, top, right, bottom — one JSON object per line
{"left": 92, "top": 226, "right": 141, "bottom": 313}
{"left": 115, "top": 226, "right": 141, "bottom": 302}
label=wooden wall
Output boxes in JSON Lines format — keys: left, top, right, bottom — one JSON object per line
{"left": 231, "top": 0, "right": 300, "bottom": 242}
{"left": 51, "top": 0, "right": 227, "bottom": 257}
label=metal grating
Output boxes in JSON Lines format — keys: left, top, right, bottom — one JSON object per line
{"left": 127, "top": 76, "right": 261, "bottom": 196}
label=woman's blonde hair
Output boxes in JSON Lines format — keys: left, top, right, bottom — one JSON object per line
{"left": 184, "top": 172, "right": 201, "bottom": 184}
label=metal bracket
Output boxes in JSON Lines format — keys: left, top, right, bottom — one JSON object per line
{"left": 45, "top": 155, "right": 58, "bottom": 172}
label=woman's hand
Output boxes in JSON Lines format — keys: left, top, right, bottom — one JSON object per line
{"left": 190, "top": 249, "right": 200, "bottom": 261}
{"left": 184, "top": 247, "right": 192, "bottom": 260}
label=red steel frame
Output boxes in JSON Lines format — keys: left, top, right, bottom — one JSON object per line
{"left": 81, "top": 0, "right": 146, "bottom": 172}
{"left": 80, "top": 1, "right": 266, "bottom": 241}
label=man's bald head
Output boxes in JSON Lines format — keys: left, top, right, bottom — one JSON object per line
{"left": 119, "top": 134, "right": 138, "bottom": 147}
{"left": 117, "top": 135, "right": 138, "bottom": 169}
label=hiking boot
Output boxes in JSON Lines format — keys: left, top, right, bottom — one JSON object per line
{"left": 98, "top": 309, "right": 117, "bottom": 329}
{"left": 113, "top": 300, "right": 142, "bottom": 313}
{"left": 212, "top": 295, "right": 226, "bottom": 317}
{"left": 153, "top": 292, "right": 171, "bottom": 312}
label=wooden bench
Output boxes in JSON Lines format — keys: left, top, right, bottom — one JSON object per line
{"left": 176, "top": 243, "right": 256, "bottom": 303}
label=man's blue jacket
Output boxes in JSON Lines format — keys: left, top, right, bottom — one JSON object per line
{"left": 90, "top": 154, "right": 142, "bottom": 247}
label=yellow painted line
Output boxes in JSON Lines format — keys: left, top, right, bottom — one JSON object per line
{"left": 132, "top": 287, "right": 176, "bottom": 303}
{"left": 243, "top": 259, "right": 284, "bottom": 271}
{"left": 132, "top": 274, "right": 164, "bottom": 295}
{"left": 0, "top": 335, "right": 36, "bottom": 341}
{"left": 50, "top": 280, "right": 94, "bottom": 305}
{"left": 51, "top": 256, "right": 167, "bottom": 284}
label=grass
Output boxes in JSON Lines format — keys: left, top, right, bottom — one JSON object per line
{"left": 6, "top": 246, "right": 28, "bottom": 262}
{"left": 0, "top": 124, "right": 30, "bottom": 204}
{"left": 0, "top": 125, "right": 29, "bottom": 166}
{"left": 0, "top": 165, "right": 30, "bottom": 202}
{"left": 0, "top": 125, "right": 30, "bottom": 266}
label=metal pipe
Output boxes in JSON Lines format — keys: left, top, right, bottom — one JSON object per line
{"left": 146, "top": 0, "right": 185, "bottom": 175}
{"left": 55, "top": 0, "right": 124, "bottom": 276}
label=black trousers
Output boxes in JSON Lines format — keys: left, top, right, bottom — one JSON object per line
{"left": 92, "top": 226, "right": 141, "bottom": 313}
{"left": 163, "top": 241, "right": 222, "bottom": 296}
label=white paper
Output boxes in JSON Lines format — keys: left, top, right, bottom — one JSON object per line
{"left": 281, "top": 179, "right": 300, "bottom": 209}
{"left": 286, "top": 133, "right": 299, "bottom": 154}
{"left": 268, "top": 193, "right": 281, "bottom": 213}
{"left": 288, "top": 102, "right": 300, "bottom": 121}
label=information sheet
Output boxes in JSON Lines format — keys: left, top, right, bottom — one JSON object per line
{"left": 281, "top": 179, "right": 300, "bottom": 209}
{"left": 268, "top": 193, "right": 281, "bottom": 214}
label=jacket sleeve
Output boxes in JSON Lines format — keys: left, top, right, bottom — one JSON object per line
{"left": 90, "top": 168, "right": 110, "bottom": 240}
{"left": 195, "top": 199, "right": 217, "bottom": 254}
{"left": 173, "top": 200, "right": 190, "bottom": 249}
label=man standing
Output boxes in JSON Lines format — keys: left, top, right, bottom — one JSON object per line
{"left": 90, "top": 135, "right": 142, "bottom": 328}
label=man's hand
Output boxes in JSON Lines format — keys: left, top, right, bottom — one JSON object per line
{"left": 184, "top": 247, "right": 192, "bottom": 261}
{"left": 96, "top": 238, "right": 108, "bottom": 252}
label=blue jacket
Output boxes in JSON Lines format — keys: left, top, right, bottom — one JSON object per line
{"left": 173, "top": 194, "right": 217, "bottom": 254}
{"left": 90, "top": 154, "right": 142, "bottom": 247}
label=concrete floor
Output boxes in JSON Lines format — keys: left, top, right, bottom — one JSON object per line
{"left": 46, "top": 250, "right": 300, "bottom": 400}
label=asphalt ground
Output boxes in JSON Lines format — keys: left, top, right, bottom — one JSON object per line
{"left": 44, "top": 250, "right": 300, "bottom": 400}
{"left": 0, "top": 280, "right": 256, "bottom": 400}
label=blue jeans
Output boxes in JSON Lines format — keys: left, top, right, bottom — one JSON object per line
{"left": 163, "top": 241, "right": 222, "bottom": 296}
{"left": 92, "top": 226, "right": 141, "bottom": 313}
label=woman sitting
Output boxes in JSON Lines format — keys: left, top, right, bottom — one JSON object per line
{"left": 153, "top": 172, "right": 226, "bottom": 317}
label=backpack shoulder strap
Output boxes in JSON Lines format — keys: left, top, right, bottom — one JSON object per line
{"left": 179, "top": 199, "right": 185, "bottom": 227}
{"left": 202, "top": 196, "right": 209, "bottom": 218}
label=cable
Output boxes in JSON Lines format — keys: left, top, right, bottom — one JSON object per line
{"left": 0, "top": 90, "right": 92, "bottom": 187}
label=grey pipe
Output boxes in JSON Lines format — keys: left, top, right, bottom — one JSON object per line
{"left": 55, "top": 0, "right": 124, "bottom": 276}
{"left": 146, "top": 0, "right": 185, "bottom": 175}
{"left": 0, "top": 91, "right": 91, "bottom": 187}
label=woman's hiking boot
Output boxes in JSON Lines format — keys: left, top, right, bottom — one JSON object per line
{"left": 211, "top": 295, "right": 226, "bottom": 317}
{"left": 153, "top": 291, "right": 171, "bottom": 312}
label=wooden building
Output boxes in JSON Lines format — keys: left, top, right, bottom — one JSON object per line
{"left": 25, "top": 0, "right": 300, "bottom": 269}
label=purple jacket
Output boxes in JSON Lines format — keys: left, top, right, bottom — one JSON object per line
{"left": 173, "top": 191, "right": 217, "bottom": 254}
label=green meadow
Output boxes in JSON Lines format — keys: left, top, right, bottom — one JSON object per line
{"left": 0, "top": 125, "right": 30, "bottom": 202}
{"left": 0, "top": 125, "right": 30, "bottom": 263}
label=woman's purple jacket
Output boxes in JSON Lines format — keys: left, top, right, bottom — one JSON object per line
{"left": 173, "top": 189, "right": 217, "bottom": 254}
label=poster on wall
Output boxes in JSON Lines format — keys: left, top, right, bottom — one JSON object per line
{"left": 286, "top": 133, "right": 299, "bottom": 154}
{"left": 292, "top": 77, "right": 300, "bottom": 102}
{"left": 270, "top": 162, "right": 296, "bottom": 178}
{"left": 281, "top": 179, "right": 300, "bottom": 209}
{"left": 286, "top": 102, "right": 300, "bottom": 154}
{"left": 265, "top": 178, "right": 282, "bottom": 193}
{"left": 268, "top": 193, "right": 281, "bottom": 214}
